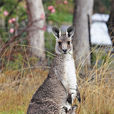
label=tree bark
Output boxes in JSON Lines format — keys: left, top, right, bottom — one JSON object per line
{"left": 26, "top": 0, "right": 45, "bottom": 61}
{"left": 107, "top": 0, "right": 114, "bottom": 47}
{"left": 73, "top": 0, "right": 94, "bottom": 68}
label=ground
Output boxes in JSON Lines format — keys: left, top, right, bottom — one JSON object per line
{"left": 0, "top": 46, "right": 114, "bottom": 114}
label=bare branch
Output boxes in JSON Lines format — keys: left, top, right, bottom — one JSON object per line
{"left": 0, "top": 19, "right": 44, "bottom": 57}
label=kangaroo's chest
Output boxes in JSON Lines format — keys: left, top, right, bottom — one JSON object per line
{"left": 62, "top": 57, "right": 77, "bottom": 91}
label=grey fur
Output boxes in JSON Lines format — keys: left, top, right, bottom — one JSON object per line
{"left": 27, "top": 26, "right": 80, "bottom": 114}
{"left": 27, "top": 56, "right": 71, "bottom": 114}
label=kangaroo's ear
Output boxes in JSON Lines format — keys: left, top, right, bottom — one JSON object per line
{"left": 52, "top": 27, "right": 60, "bottom": 39}
{"left": 66, "top": 26, "right": 74, "bottom": 38}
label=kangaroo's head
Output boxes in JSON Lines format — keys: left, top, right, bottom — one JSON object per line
{"left": 52, "top": 26, "right": 74, "bottom": 55}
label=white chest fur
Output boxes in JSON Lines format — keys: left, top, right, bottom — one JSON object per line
{"left": 63, "top": 54, "right": 77, "bottom": 93}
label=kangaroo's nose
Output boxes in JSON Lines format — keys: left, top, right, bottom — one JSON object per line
{"left": 63, "top": 49, "right": 67, "bottom": 53}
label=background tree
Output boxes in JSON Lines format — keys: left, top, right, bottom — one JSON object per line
{"left": 26, "top": 0, "right": 45, "bottom": 62}
{"left": 73, "top": 0, "right": 94, "bottom": 69}
{"left": 107, "top": 0, "right": 114, "bottom": 47}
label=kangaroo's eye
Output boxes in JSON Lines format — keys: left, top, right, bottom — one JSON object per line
{"left": 67, "top": 41, "right": 70, "bottom": 45}
{"left": 58, "top": 41, "right": 62, "bottom": 46}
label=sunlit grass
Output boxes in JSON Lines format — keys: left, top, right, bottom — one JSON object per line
{"left": 0, "top": 45, "right": 113, "bottom": 114}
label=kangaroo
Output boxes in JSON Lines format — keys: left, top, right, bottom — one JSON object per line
{"left": 63, "top": 105, "right": 77, "bottom": 114}
{"left": 27, "top": 26, "right": 80, "bottom": 114}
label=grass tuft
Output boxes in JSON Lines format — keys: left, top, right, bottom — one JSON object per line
{"left": 0, "top": 45, "right": 113, "bottom": 114}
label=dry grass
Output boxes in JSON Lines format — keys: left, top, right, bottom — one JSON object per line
{"left": 0, "top": 46, "right": 114, "bottom": 114}
{"left": 0, "top": 68, "right": 48, "bottom": 114}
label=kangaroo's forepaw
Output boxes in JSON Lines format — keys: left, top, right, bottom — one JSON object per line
{"left": 63, "top": 104, "right": 78, "bottom": 114}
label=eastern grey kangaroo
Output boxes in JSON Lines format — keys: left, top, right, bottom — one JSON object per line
{"left": 27, "top": 26, "right": 80, "bottom": 114}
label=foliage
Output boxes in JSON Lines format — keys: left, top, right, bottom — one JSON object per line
{"left": 0, "top": 0, "right": 113, "bottom": 113}
{"left": 0, "top": 0, "right": 111, "bottom": 43}
{"left": 47, "top": 11, "right": 72, "bottom": 25}
{"left": 0, "top": 0, "right": 27, "bottom": 43}
{"left": 44, "top": 0, "right": 73, "bottom": 25}
{"left": 6, "top": 53, "right": 24, "bottom": 70}
{"left": 94, "top": 0, "right": 111, "bottom": 13}
{"left": 45, "top": 32, "right": 56, "bottom": 65}
{"left": 91, "top": 47, "right": 112, "bottom": 67}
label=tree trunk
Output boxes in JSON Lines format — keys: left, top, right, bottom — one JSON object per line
{"left": 26, "top": 0, "right": 45, "bottom": 61}
{"left": 107, "top": 0, "right": 114, "bottom": 47}
{"left": 73, "top": 0, "right": 94, "bottom": 68}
